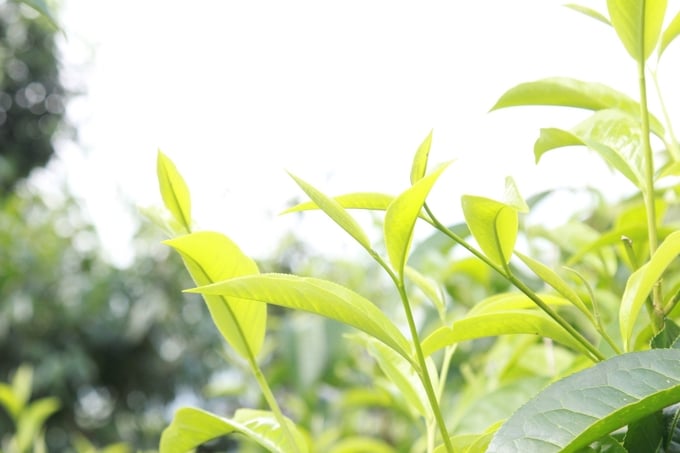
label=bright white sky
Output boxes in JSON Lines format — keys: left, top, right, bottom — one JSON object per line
{"left": 50, "top": 0, "right": 680, "bottom": 266}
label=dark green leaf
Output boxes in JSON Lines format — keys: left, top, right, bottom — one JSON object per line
{"left": 623, "top": 411, "right": 664, "bottom": 452}
{"left": 651, "top": 319, "right": 680, "bottom": 349}
{"left": 488, "top": 349, "right": 680, "bottom": 452}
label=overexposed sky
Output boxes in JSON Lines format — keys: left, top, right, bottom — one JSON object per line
{"left": 52, "top": 1, "right": 680, "bottom": 266}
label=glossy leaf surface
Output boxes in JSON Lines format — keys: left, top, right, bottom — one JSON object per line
{"left": 157, "top": 151, "right": 192, "bottom": 234}
{"left": 288, "top": 173, "right": 371, "bottom": 250}
{"left": 165, "top": 231, "right": 266, "bottom": 359}
{"left": 607, "top": 0, "right": 667, "bottom": 62}
{"left": 385, "top": 162, "right": 451, "bottom": 275}
{"left": 188, "top": 274, "right": 414, "bottom": 365}
{"left": 620, "top": 230, "right": 680, "bottom": 350}
{"left": 488, "top": 349, "right": 680, "bottom": 452}
{"left": 461, "top": 196, "right": 518, "bottom": 269}
{"left": 159, "top": 407, "right": 307, "bottom": 453}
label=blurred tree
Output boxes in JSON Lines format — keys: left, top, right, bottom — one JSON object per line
{"left": 0, "top": 1, "right": 66, "bottom": 194}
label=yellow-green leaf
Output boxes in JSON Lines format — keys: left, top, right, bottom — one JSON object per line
{"left": 565, "top": 4, "right": 612, "bottom": 25}
{"left": 157, "top": 151, "right": 192, "bottom": 235}
{"left": 461, "top": 196, "right": 518, "bottom": 269}
{"left": 385, "top": 162, "right": 452, "bottom": 276}
{"left": 607, "top": 0, "right": 667, "bottom": 62}
{"left": 660, "top": 10, "right": 680, "bottom": 57}
{"left": 165, "top": 231, "right": 266, "bottom": 360}
{"left": 504, "top": 176, "right": 529, "bottom": 213}
{"left": 410, "top": 130, "right": 433, "bottom": 185}
{"left": 281, "top": 192, "right": 396, "bottom": 214}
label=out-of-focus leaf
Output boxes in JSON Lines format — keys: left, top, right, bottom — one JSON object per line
{"left": 188, "top": 274, "right": 414, "bottom": 366}
{"left": 385, "top": 162, "right": 451, "bottom": 276}
{"left": 421, "top": 310, "right": 588, "bottom": 357}
{"left": 607, "top": 0, "right": 667, "bottom": 62}
{"left": 165, "top": 231, "right": 266, "bottom": 360}
{"left": 660, "top": 10, "right": 680, "bottom": 57}
{"left": 620, "top": 230, "right": 680, "bottom": 351}
{"left": 623, "top": 411, "right": 664, "bottom": 452}
{"left": 461, "top": 196, "right": 518, "bottom": 269}
{"left": 18, "top": 0, "right": 61, "bottom": 31}
{"left": 159, "top": 407, "right": 308, "bottom": 453}
{"left": 288, "top": 173, "right": 371, "bottom": 250}
{"left": 328, "top": 437, "right": 397, "bottom": 453}
{"left": 504, "top": 177, "right": 529, "bottom": 213}
{"left": 281, "top": 192, "right": 396, "bottom": 214}
{"left": 565, "top": 4, "right": 612, "bottom": 25}
{"left": 488, "top": 349, "right": 680, "bottom": 452}
{"left": 435, "top": 421, "right": 503, "bottom": 453}
{"left": 468, "top": 292, "right": 571, "bottom": 316}
{"left": 157, "top": 151, "right": 192, "bottom": 235}
{"left": 404, "top": 265, "right": 446, "bottom": 319}
{"left": 16, "top": 397, "right": 60, "bottom": 453}
{"left": 410, "top": 130, "right": 433, "bottom": 185}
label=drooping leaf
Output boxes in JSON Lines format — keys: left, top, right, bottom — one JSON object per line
{"left": 620, "top": 230, "right": 680, "bottom": 351}
{"left": 410, "top": 130, "right": 434, "bottom": 185}
{"left": 188, "top": 274, "right": 414, "bottom": 366}
{"left": 157, "top": 151, "right": 192, "bottom": 235}
{"left": 165, "top": 231, "right": 266, "bottom": 360}
{"left": 349, "top": 333, "right": 430, "bottom": 419}
{"left": 515, "top": 251, "right": 591, "bottom": 317}
{"left": 461, "top": 196, "right": 518, "bottom": 269}
{"left": 288, "top": 173, "right": 371, "bottom": 250}
{"left": 281, "top": 192, "right": 396, "bottom": 215}
{"left": 535, "top": 110, "right": 646, "bottom": 189}
{"left": 488, "top": 349, "right": 680, "bottom": 452}
{"left": 660, "top": 10, "right": 680, "bottom": 57}
{"left": 159, "top": 407, "right": 308, "bottom": 453}
{"left": 564, "top": 4, "right": 612, "bottom": 25}
{"left": 607, "top": 0, "right": 667, "bottom": 62}
{"left": 385, "top": 162, "right": 452, "bottom": 276}
{"left": 421, "top": 310, "right": 589, "bottom": 357}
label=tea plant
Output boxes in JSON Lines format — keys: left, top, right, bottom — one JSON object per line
{"left": 154, "top": 1, "right": 680, "bottom": 451}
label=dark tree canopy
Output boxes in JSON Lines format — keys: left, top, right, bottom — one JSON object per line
{"left": 0, "top": 2, "right": 66, "bottom": 194}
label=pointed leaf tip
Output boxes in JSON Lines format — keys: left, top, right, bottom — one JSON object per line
{"left": 157, "top": 150, "right": 192, "bottom": 235}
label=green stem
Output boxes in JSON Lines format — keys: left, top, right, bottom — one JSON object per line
{"left": 638, "top": 56, "right": 664, "bottom": 333}
{"left": 367, "top": 250, "right": 453, "bottom": 453}
{"left": 424, "top": 205, "right": 606, "bottom": 362}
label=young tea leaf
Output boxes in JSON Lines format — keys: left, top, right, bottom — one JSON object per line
{"left": 461, "top": 196, "right": 518, "bottom": 270}
{"left": 287, "top": 173, "right": 371, "bottom": 250}
{"left": 281, "top": 192, "right": 396, "bottom": 214}
{"left": 385, "top": 162, "right": 451, "bottom": 276}
{"left": 159, "top": 407, "right": 308, "bottom": 453}
{"left": 504, "top": 176, "right": 529, "bottom": 213}
{"left": 659, "top": 10, "right": 680, "bottom": 57}
{"left": 165, "top": 231, "right": 266, "bottom": 360}
{"left": 607, "top": 0, "right": 667, "bottom": 62}
{"left": 187, "top": 274, "right": 415, "bottom": 366}
{"left": 410, "top": 130, "right": 433, "bottom": 185}
{"left": 488, "top": 349, "right": 680, "bottom": 452}
{"left": 620, "top": 230, "right": 680, "bottom": 351}
{"left": 157, "top": 151, "right": 192, "bottom": 235}
{"left": 564, "top": 4, "right": 612, "bottom": 25}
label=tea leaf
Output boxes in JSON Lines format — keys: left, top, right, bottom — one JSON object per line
{"left": 535, "top": 110, "right": 645, "bottom": 189}
{"left": 515, "top": 251, "right": 590, "bottom": 317}
{"left": 282, "top": 192, "right": 396, "bottom": 214}
{"left": 564, "top": 4, "right": 612, "bottom": 25}
{"left": 16, "top": 397, "right": 60, "bottom": 453}
{"left": 385, "top": 162, "right": 451, "bottom": 276}
{"left": 469, "top": 292, "right": 571, "bottom": 316}
{"left": 165, "top": 232, "right": 266, "bottom": 360}
{"left": 159, "top": 407, "right": 307, "bottom": 453}
{"left": 421, "top": 310, "right": 588, "bottom": 357}
{"left": 328, "top": 437, "right": 397, "bottom": 453}
{"left": 410, "top": 130, "right": 433, "bottom": 185}
{"left": 488, "top": 349, "right": 680, "bottom": 452}
{"left": 659, "top": 10, "right": 680, "bottom": 57}
{"left": 504, "top": 177, "right": 529, "bottom": 213}
{"left": 404, "top": 266, "right": 446, "bottom": 319}
{"left": 461, "top": 196, "right": 518, "bottom": 269}
{"left": 288, "top": 173, "right": 371, "bottom": 250}
{"left": 620, "top": 230, "right": 680, "bottom": 351}
{"left": 188, "top": 274, "right": 414, "bottom": 366}
{"left": 607, "top": 0, "right": 667, "bottom": 62}
{"left": 157, "top": 151, "right": 192, "bottom": 235}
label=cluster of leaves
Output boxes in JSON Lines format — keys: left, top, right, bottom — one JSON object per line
{"left": 152, "top": 1, "right": 680, "bottom": 452}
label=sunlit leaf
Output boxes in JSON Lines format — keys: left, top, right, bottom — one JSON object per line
{"left": 435, "top": 421, "right": 503, "bottom": 453}
{"left": 535, "top": 110, "right": 645, "bottom": 189}
{"left": 385, "top": 162, "right": 451, "bottom": 276}
{"left": 504, "top": 177, "right": 529, "bottom": 213}
{"left": 660, "top": 10, "right": 680, "bottom": 57}
{"left": 410, "top": 130, "right": 434, "bottom": 185}
{"left": 564, "top": 4, "right": 612, "bottom": 25}
{"left": 488, "top": 349, "right": 680, "bottom": 452}
{"left": 281, "top": 192, "right": 396, "bottom": 214}
{"left": 329, "top": 437, "right": 397, "bottom": 453}
{"left": 288, "top": 173, "right": 371, "bottom": 250}
{"left": 607, "top": 0, "right": 667, "bottom": 62}
{"left": 421, "top": 310, "right": 589, "bottom": 357}
{"left": 16, "top": 397, "right": 60, "bottom": 453}
{"left": 620, "top": 230, "right": 680, "bottom": 351}
{"left": 404, "top": 266, "right": 446, "bottom": 319}
{"left": 159, "top": 407, "right": 308, "bottom": 453}
{"left": 461, "top": 196, "right": 518, "bottom": 269}
{"left": 468, "top": 292, "right": 571, "bottom": 316}
{"left": 165, "top": 231, "right": 266, "bottom": 359}
{"left": 157, "top": 151, "right": 192, "bottom": 235}
{"left": 515, "top": 251, "right": 591, "bottom": 317}
{"left": 11, "top": 365, "right": 32, "bottom": 414}
{"left": 188, "top": 274, "right": 414, "bottom": 366}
